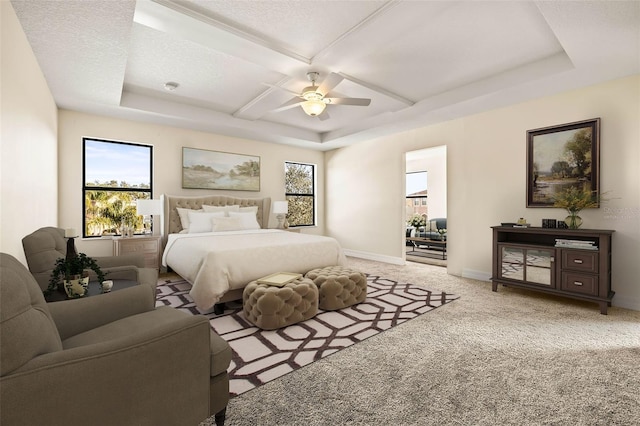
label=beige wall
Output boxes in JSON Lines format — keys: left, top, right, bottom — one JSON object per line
{"left": 57, "top": 110, "right": 325, "bottom": 257}
{"left": 1, "top": 2, "right": 58, "bottom": 262}
{"left": 327, "top": 75, "right": 640, "bottom": 311}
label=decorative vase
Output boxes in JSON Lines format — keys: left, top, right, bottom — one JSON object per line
{"left": 414, "top": 227, "right": 421, "bottom": 238}
{"left": 565, "top": 213, "right": 583, "bottom": 229}
{"left": 64, "top": 274, "right": 90, "bottom": 298}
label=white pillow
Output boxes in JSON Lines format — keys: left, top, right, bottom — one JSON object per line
{"left": 238, "top": 205, "right": 258, "bottom": 213}
{"left": 202, "top": 205, "right": 240, "bottom": 215}
{"left": 176, "top": 207, "right": 203, "bottom": 230}
{"left": 187, "top": 211, "right": 225, "bottom": 233}
{"left": 228, "top": 211, "right": 261, "bottom": 230}
{"left": 211, "top": 216, "right": 244, "bottom": 232}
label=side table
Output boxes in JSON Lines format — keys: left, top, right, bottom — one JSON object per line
{"left": 45, "top": 279, "right": 138, "bottom": 302}
{"left": 113, "top": 235, "right": 161, "bottom": 269}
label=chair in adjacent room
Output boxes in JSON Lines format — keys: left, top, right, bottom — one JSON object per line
{"left": 0, "top": 252, "right": 231, "bottom": 426}
{"left": 22, "top": 226, "right": 158, "bottom": 293}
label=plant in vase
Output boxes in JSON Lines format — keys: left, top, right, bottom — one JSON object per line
{"left": 408, "top": 214, "right": 426, "bottom": 237}
{"left": 552, "top": 186, "right": 600, "bottom": 229}
{"left": 47, "top": 253, "right": 106, "bottom": 298}
{"left": 437, "top": 228, "right": 447, "bottom": 241}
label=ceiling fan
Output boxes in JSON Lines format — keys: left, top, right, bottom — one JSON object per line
{"left": 270, "top": 72, "right": 371, "bottom": 120}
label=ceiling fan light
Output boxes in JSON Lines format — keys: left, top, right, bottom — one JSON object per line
{"left": 301, "top": 99, "right": 326, "bottom": 116}
{"left": 301, "top": 86, "right": 323, "bottom": 101}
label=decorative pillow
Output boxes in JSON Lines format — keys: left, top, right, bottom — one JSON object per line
{"left": 187, "top": 211, "right": 225, "bottom": 233}
{"left": 238, "top": 205, "right": 258, "bottom": 213}
{"left": 211, "top": 216, "right": 244, "bottom": 232}
{"left": 177, "top": 207, "right": 203, "bottom": 230}
{"left": 202, "top": 205, "right": 240, "bottom": 215}
{"left": 228, "top": 211, "right": 261, "bottom": 230}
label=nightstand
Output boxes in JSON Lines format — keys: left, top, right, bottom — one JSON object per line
{"left": 113, "top": 235, "right": 161, "bottom": 270}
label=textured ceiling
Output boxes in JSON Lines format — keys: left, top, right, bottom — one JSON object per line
{"left": 10, "top": 0, "right": 640, "bottom": 151}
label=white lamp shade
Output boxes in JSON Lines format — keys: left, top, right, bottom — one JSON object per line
{"left": 136, "top": 199, "right": 162, "bottom": 215}
{"left": 273, "top": 201, "right": 288, "bottom": 214}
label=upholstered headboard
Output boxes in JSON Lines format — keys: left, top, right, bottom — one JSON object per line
{"left": 161, "top": 194, "right": 271, "bottom": 241}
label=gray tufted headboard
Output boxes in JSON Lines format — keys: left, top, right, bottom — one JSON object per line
{"left": 161, "top": 194, "right": 271, "bottom": 244}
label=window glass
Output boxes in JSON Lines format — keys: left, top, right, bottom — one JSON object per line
{"left": 284, "top": 162, "right": 315, "bottom": 227}
{"left": 83, "top": 138, "right": 152, "bottom": 237}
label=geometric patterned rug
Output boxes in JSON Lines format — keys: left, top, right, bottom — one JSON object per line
{"left": 156, "top": 275, "right": 458, "bottom": 397}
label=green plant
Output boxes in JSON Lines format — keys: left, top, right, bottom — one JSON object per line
{"left": 46, "top": 253, "right": 105, "bottom": 295}
{"left": 553, "top": 186, "right": 600, "bottom": 214}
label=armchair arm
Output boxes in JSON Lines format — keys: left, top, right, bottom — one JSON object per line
{"left": 86, "top": 265, "right": 139, "bottom": 282}
{"left": 49, "top": 284, "right": 156, "bottom": 340}
{"left": 95, "top": 253, "right": 145, "bottom": 268}
{"left": 0, "top": 314, "right": 212, "bottom": 426}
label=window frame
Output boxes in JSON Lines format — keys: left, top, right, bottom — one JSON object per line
{"left": 82, "top": 138, "right": 153, "bottom": 238}
{"left": 284, "top": 161, "right": 316, "bottom": 227}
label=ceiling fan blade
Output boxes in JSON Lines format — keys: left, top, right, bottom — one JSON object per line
{"left": 271, "top": 97, "right": 304, "bottom": 113}
{"left": 318, "top": 109, "right": 330, "bottom": 121}
{"left": 317, "top": 72, "right": 344, "bottom": 96}
{"left": 262, "top": 82, "right": 300, "bottom": 97}
{"left": 325, "top": 97, "right": 371, "bottom": 106}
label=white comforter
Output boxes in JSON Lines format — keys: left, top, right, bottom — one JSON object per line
{"left": 162, "top": 229, "right": 346, "bottom": 310}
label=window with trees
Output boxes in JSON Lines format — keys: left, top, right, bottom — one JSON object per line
{"left": 83, "top": 138, "right": 153, "bottom": 238}
{"left": 284, "top": 162, "right": 316, "bottom": 227}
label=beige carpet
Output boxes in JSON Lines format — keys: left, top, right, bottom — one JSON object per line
{"left": 200, "top": 257, "right": 640, "bottom": 426}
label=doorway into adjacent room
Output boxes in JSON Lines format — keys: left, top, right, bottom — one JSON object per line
{"left": 405, "top": 146, "right": 447, "bottom": 266}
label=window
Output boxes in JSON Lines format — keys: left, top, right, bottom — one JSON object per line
{"left": 83, "top": 138, "right": 153, "bottom": 237}
{"left": 284, "top": 162, "right": 316, "bottom": 227}
{"left": 406, "top": 171, "right": 427, "bottom": 219}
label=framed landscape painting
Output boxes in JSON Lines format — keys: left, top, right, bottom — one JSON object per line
{"left": 526, "top": 118, "right": 600, "bottom": 207}
{"left": 182, "top": 147, "right": 260, "bottom": 191}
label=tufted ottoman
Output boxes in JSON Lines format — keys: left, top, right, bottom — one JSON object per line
{"left": 243, "top": 277, "right": 318, "bottom": 330}
{"left": 305, "top": 266, "right": 367, "bottom": 310}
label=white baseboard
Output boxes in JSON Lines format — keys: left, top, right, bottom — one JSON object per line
{"left": 462, "top": 268, "right": 491, "bottom": 281}
{"left": 343, "top": 249, "right": 405, "bottom": 266}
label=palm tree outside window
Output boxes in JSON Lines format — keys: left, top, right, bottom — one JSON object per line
{"left": 83, "top": 138, "right": 153, "bottom": 237}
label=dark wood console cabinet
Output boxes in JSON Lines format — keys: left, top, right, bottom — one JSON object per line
{"left": 491, "top": 226, "right": 614, "bottom": 314}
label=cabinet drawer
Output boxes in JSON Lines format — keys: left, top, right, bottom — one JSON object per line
{"left": 561, "top": 272, "right": 598, "bottom": 296}
{"left": 120, "top": 240, "right": 158, "bottom": 254}
{"left": 562, "top": 250, "right": 598, "bottom": 273}
{"left": 141, "top": 253, "right": 159, "bottom": 269}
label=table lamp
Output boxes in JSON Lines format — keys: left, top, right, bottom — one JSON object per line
{"left": 273, "top": 201, "right": 289, "bottom": 229}
{"left": 136, "top": 199, "right": 163, "bottom": 234}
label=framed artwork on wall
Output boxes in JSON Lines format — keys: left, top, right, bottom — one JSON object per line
{"left": 526, "top": 118, "right": 600, "bottom": 208}
{"left": 182, "top": 147, "right": 260, "bottom": 191}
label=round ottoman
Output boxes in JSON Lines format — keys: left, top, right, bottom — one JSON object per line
{"left": 243, "top": 277, "right": 318, "bottom": 330}
{"left": 305, "top": 266, "right": 367, "bottom": 310}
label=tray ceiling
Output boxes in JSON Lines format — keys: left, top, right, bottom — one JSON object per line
{"left": 11, "top": 0, "right": 640, "bottom": 150}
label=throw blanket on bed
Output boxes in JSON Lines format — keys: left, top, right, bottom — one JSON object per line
{"left": 162, "top": 229, "right": 346, "bottom": 310}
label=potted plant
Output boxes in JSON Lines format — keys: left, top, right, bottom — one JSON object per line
{"left": 553, "top": 186, "right": 600, "bottom": 229}
{"left": 408, "top": 214, "right": 426, "bottom": 237}
{"left": 46, "top": 252, "right": 106, "bottom": 298}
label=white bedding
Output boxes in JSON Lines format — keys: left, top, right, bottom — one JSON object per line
{"left": 162, "top": 229, "right": 346, "bottom": 310}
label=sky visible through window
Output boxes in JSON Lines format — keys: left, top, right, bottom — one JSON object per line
{"left": 85, "top": 140, "right": 151, "bottom": 187}
{"left": 406, "top": 171, "right": 427, "bottom": 196}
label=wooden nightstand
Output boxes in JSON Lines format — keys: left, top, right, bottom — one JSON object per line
{"left": 113, "top": 235, "right": 161, "bottom": 270}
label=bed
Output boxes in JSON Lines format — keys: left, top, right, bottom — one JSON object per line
{"left": 161, "top": 194, "right": 346, "bottom": 312}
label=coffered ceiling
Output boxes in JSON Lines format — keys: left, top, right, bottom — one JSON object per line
{"left": 11, "top": 0, "right": 640, "bottom": 150}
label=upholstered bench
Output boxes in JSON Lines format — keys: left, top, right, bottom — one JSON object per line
{"left": 305, "top": 266, "right": 367, "bottom": 310}
{"left": 243, "top": 277, "right": 318, "bottom": 330}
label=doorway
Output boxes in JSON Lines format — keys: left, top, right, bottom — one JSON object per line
{"left": 405, "top": 146, "right": 447, "bottom": 266}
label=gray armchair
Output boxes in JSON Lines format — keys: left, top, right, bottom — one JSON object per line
{"left": 0, "top": 253, "right": 231, "bottom": 426}
{"left": 22, "top": 226, "right": 158, "bottom": 293}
